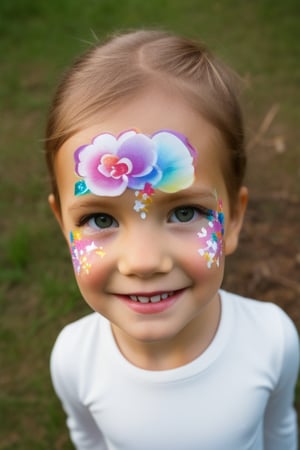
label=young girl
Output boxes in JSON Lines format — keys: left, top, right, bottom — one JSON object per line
{"left": 46, "top": 30, "right": 299, "bottom": 449}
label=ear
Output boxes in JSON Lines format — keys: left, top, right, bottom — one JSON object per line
{"left": 48, "top": 193, "right": 64, "bottom": 231}
{"left": 224, "top": 186, "right": 248, "bottom": 256}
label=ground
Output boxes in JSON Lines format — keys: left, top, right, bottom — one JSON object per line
{"left": 225, "top": 195, "right": 300, "bottom": 329}
{"left": 224, "top": 105, "right": 300, "bottom": 330}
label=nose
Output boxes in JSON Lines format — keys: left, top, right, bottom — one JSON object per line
{"left": 117, "top": 226, "right": 173, "bottom": 278}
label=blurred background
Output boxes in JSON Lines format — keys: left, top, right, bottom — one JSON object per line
{"left": 0, "top": 0, "right": 299, "bottom": 448}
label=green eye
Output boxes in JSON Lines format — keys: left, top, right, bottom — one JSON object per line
{"left": 93, "top": 214, "right": 116, "bottom": 229}
{"left": 170, "top": 207, "right": 197, "bottom": 223}
{"left": 77, "top": 213, "right": 119, "bottom": 230}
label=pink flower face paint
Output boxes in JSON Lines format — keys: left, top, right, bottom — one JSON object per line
{"left": 70, "top": 230, "right": 106, "bottom": 275}
{"left": 197, "top": 200, "right": 224, "bottom": 269}
{"left": 73, "top": 129, "right": 196, "bottom": 219}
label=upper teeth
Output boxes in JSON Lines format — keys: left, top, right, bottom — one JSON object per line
{"left": 129, "top": 292, "right": 173, "bottom": 303}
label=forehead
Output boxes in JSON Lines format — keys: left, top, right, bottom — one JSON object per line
{"left": 54, "top": 90, "right": 226, "bottom": 196}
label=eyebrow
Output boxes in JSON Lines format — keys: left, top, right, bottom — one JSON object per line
{"left": 67, "top": 187, "right": 217, "bottom": 212}
{"left": 68, "top": 197, "right": 117, "bottom": 212}
{"left": 166, "top": 187, "right": 217, "bottom": 201}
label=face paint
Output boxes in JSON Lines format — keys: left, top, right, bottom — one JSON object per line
{"left": 133, "top": 182, "right": 155, "bottom": 220}
{"left": 70, "top": 230, "right": 106, "bottom": 275}
{"left": 197, "top": 200, "right": 224, "bottom": 269}
{"left": 73, "top": 129, "right": 196, "bottom": 219}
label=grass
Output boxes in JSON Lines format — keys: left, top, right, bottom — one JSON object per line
{"left": 0, "top": 0, "right": 299, "bottom": 447}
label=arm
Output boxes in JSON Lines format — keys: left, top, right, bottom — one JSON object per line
{"left": 50, "top": 328, "right": 108, "bottom": 450}
{"left": 263, "top": 309, "right": 299, "bottom": 450}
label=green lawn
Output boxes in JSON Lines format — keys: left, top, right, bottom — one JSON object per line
{"left": 0, "top": 0, "right": 299, "bottom": 447}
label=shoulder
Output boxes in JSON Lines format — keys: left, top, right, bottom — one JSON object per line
{"left": 221, "top": 290, "right": 299, "bottom": 378}
{"left": 221, "top": 289, "right": 297, "bottom": 336}
{"left": 52, "top": 312, "right": 101, "bottom": 356}
{"left": 50, "top": 313, "right": 104, "bottom": 386}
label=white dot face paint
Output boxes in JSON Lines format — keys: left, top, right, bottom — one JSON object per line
{"left": 197, "top": 200, "right": 224, "bottom": 269}
{"left": 133, "top": 183, "right": 155, "bottom": 220}
{"left": 69, "top": 230, "right": 106, "bottom": 275}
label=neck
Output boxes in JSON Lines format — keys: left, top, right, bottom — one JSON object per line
{"left": 111, "top": 293, "right": 221, "bottom": 371}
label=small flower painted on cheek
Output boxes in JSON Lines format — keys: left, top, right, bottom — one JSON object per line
{"left": 197, "top": 200, "right": 224, "bottom": 269}
{"left": 70, "top": 230, "right": 106, "bottom": 275}
{"left": 74, "top": 129, "right": 196, "bottom": 219}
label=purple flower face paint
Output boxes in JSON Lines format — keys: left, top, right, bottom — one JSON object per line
{"left": 70, "top": 230, "right": 106, "bottom": 275}
{"left": 197, "top": 200, "right": 225, "bottom": 269}
{"left": 73, "top": 129, "right": 196, "bottom": 219}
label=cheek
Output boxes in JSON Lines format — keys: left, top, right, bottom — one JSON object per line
{"left": 69, "top": 230, "right": 106, "bottom": 276}
{"left": 177, "top": 220, "right": 224, "bottom": 279}
{"left": 181, "top": 239, "right": 224, "bottom": 281}
{"left": 196, "top": 201, "right": 225, "bottom": 270}
{"left": 196, "top": 222, "right": 224, "bottom": 270}
{"left": 69, "top": 233, "right": 110, "bottom": 310}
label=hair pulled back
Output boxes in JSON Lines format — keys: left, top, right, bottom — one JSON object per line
{"left": 45, "top": 29, "right": 246, "bottom": 206}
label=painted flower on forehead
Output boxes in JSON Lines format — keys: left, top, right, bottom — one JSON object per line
{"left": 74, "top": 129, "right": 196, "bottom": 197}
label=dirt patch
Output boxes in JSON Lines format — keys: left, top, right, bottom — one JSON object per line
{"left": 223, "top": 103, "right": 300, "bottom": 330}
{"left": 224, "top": 188, "right": 300, "bottom": 332}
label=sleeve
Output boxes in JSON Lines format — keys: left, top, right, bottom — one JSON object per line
{"left": 263, "top": 307, "right": 299, "bottom": 450}
{"left": 50, "top": 327, "right": 108, "bottom": 450}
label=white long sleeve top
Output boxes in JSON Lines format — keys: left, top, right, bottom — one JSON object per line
{"left": 50, "top": 290, "right": 299, "bottom": 450}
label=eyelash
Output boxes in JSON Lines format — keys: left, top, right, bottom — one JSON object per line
{"left": 76, "top": 213, "right": 119, "bottom": 230}
{"left": 168, "top": 205, "right": 213, "bottom": 223}
{"left": 76, "top": 205, "right": 214, "bottom": 229}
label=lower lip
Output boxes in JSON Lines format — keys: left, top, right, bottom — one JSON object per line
{"left": 117, "top": 290, "right": 184, "bottom": 315}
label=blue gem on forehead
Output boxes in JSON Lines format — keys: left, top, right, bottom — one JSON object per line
{"left": 74, "top": 180, "right": 90, "bottom": 196}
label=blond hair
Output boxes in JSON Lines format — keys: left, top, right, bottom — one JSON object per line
{"left": 45, "top": 29, "right": 246, "bottom": 207}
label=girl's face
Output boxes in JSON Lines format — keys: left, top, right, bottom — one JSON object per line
{"left": 50, "top": 89, "right": 247, "bottom": 358}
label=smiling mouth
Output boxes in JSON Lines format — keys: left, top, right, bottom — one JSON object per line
{"left": 128, "top": 292, "right": 174, "bottom": 304}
